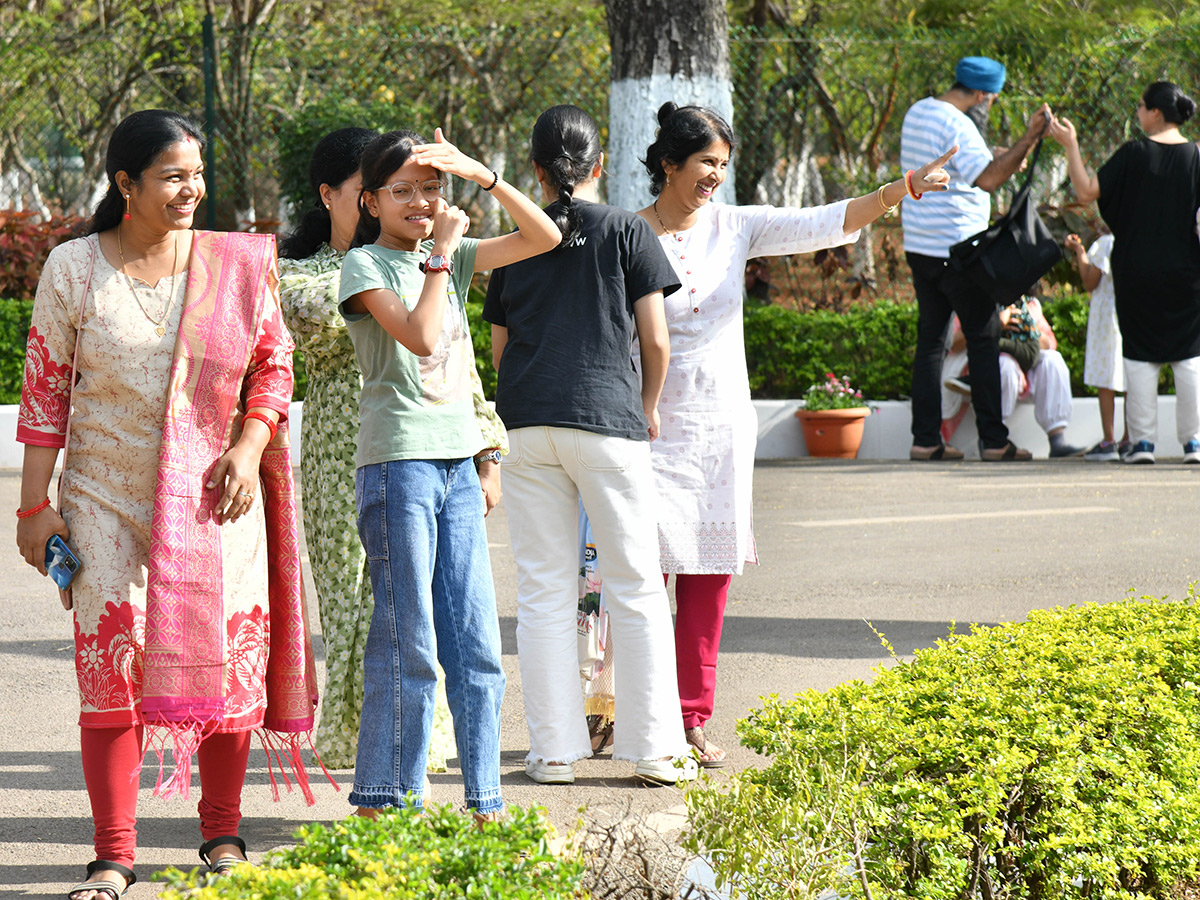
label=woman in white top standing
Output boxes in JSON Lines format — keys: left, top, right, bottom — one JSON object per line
{"left": 636, "top": 102, "right": 953, "bottom": 765}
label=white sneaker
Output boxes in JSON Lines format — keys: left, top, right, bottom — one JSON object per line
{"left": 525, "top": 759, "right": 575, "bottom": 784}
{"left": 634, "top": 755, "right": 699, "bottom": 785}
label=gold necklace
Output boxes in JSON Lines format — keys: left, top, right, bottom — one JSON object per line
{"left": 652, "top": 199, "right": 675, "bottom": 236}
{"left": 117, "top": 227, "right": 179, "bottom": 337}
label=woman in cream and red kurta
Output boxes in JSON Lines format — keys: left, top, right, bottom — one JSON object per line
{"left": 15, "top": 110, "right": 318, "bottom": 900}
{"left": 636, "top": 103, "right": 953, "bottom": 766}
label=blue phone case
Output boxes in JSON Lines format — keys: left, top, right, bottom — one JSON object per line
{"left": 46, "top": 535, "right": 82, "bottom": 590}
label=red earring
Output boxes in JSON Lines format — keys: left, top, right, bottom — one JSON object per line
{"left": 123, "top": 194, "right": 131, "bottom": 221}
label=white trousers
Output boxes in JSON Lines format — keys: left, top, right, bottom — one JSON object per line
{"left": 1123, "top": 356, "right": 1200, "bottom": 446}
{"left": 502, "top": 426, "right": 687, "bottom": 764}
{"left": 999, "top": 350, "right": 1072, "bottom": 433}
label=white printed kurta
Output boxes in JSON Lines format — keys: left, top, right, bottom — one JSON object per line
{"left": 644, "top": 201, "right": 857, "bottom": 574}
{"left": 19, "top": 235, "right": 271, "bottom": 728}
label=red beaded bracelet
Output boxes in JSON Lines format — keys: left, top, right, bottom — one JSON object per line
{"left": 16, "top": 497, "right": 51, "bottom": 519}
{"left": 905, "top": 170, "right": 923, "bottom": 201}
{"left": 243, "top": 410, "right": 279, "bottom": 442}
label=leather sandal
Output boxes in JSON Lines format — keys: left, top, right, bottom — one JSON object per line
{"left": 909, "top": 443, "right": 964, "bottom": 460}
{"left": 199, "top": 835, "right": 250, "bottom": 876}
{"left": 979, "top": 441, "right": 1032, "bottom": 462}
{"left": 684, "top": 726, "right": 730, "bottom": 769}
{"left": 66, "top": 860, "right": 136, "bottom": 900}
{"left": 588, "top": 714, "right": 614, "bottom": 755}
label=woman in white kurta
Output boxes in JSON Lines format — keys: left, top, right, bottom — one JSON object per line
{"left": 636, "top": 102, "right": 954, "bottom": 765}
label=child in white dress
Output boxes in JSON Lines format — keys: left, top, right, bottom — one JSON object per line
{"left": 1067, "top": 231, "right": 1127, "bottom": 460}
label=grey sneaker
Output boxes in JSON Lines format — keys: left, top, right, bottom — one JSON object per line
{"left": 1049, "top": 441, "right": 1086, "bottom": 458}
{"left": 1083, "top": 440, "right": 1119, "bottom": 462}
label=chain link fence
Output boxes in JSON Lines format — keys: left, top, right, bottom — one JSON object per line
{"left": 3, "top": 20, "right": 1200, "bottom": 297}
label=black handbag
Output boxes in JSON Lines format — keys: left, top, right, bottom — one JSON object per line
{"left": 948, "top": 130, "right": 1062, "bottom": 307}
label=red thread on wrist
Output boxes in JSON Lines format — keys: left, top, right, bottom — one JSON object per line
{"left": 905, "top": 170, "right": 923, "bottom": 200}
{"left": 17, "top": 497, "right": 51, "bottom": 519}
{"left": 243, "top": 410, "right": 279, "bottom": 442}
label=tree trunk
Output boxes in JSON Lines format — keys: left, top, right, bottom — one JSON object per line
{"left": 604, "top": 0, "right": 735, "bottom": 211}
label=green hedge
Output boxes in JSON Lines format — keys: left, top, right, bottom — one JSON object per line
{"left": 0, "top": 298, "right": 33, "bottom": 405}
{"left": 742, "top": 292, "right": 1102, "bottom": 401}
{"left": 744, "top": 299, "right": 919, "bottom": 400}
{"left": 686, "top": 594, "right": 1200, "bottom": 899}
{"left": 0, "top": 290, "right": 1171, "bottom": 406}
{"left": 157, "top": 805, "right": 582, "bottom": 899}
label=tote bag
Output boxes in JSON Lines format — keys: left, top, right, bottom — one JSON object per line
{"left": 949, "top": 133, "right": 1061, "bottom": 307}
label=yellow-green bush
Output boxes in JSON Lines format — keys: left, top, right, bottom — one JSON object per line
{"left": 686, "top": 594, "right": 1200, "bottom": 899}
{"left": 157, "top": 805, "right": 583, "bottom": 899}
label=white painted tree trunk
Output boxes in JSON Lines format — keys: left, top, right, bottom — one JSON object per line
{"left": 754, "top": 149, "right": 824, "bottom": 208}
{"left": 480, "top": 148, "right": 507, "bottom": 235}
{"left": 604, "top": 0, "right": 735, "bottom": 212}
{"left": 607, "top": 74, "right": 736, "bottom": 212}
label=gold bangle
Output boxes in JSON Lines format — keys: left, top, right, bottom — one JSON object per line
{"left": 876, "top": 183, "right": 900, "bottom": 216}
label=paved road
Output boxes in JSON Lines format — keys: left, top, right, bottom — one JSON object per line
{"left": 1, "top": 460, "right": 1197, "bottom": 897}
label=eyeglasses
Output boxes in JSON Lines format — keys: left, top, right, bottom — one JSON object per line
{"left": 380, "top": 180, "right": 445, "bottom": 204}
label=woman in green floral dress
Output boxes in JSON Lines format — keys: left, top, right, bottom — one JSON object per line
{"left": 279, "top": 128, "right": 507, "bottom": 769}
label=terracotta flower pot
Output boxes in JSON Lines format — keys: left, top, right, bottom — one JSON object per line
{"left": 795, "top": 407, "right": 871, "bottom": 458}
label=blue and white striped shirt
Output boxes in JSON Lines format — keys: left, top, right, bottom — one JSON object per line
{"left": 900, "top": 97, "right": 993, "bottom": 258}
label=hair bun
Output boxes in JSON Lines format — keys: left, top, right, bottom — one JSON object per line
{"left": 1178, "top": 95, "right": 1196, "bottom": 123}
{"left": 657, "top": 101, "right": 679, "bottom": 126}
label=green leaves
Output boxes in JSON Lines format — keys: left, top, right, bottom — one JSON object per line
{"left": 687, "top": 593, "right": 1200, "bottom": 898}
{"left": 156, "top": 805, "right": 584, "bottom": 899}
{"left": 744, "top": 300, "right": 919, "bottom": 401}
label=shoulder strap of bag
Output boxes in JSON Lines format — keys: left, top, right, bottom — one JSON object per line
{"left": 1010, "top": 118, "right": 1052, "bottom": 199}
{"left": 59, "top": 236, "right": 94, "bottom": 476}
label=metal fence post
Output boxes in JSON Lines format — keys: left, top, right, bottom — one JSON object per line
{"left": 202, "top": 13, "right": 216, "bottom": 230}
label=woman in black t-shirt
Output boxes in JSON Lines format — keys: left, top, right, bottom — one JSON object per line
{"left": 483, "top": 105, "right": 696, "bottom": 786}
{"left": 1051, "top": 81, "right": 1200, "bottom": 464}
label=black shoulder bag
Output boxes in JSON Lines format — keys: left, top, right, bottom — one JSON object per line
{"left": 948, "top": 127, "right": 1062, "bottom": 307}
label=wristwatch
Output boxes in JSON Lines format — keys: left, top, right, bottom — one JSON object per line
{"left": 474, "top": 448, "right": 502, "bottom": 466}
{"left": 420, "top": 254, "right": 453, "bottom": 274}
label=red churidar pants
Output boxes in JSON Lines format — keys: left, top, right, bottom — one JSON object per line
{"left": 80, "top": 726, "right": 251, "bottom": 865}
{"left": 665, "top": 573, "right": 732, "bottom": 729}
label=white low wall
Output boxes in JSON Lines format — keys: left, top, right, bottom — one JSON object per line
{"left": 0, "top": 396, "right": 1183, "bottom": 468}
{"left": 756, "top": 395, "right": 1179, "bottom": 459}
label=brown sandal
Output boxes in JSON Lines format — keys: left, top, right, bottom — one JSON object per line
{"left": 684, "top": 726, "right": 729, "bottom": 768}
{"left": 588, "top": 714, "right": 614, "bottom": 755}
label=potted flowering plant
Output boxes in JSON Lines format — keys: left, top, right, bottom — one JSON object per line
{"left": 795, "top": 373, "right": 871, "bottom": 458}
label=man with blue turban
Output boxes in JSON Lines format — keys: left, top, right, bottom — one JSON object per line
{"left": 901, "top": 55, "right": 1053, "bottom": 461}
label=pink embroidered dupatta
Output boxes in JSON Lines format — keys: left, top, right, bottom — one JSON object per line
{"left": 142, "top": 231, "right": 319, "bottom": 800}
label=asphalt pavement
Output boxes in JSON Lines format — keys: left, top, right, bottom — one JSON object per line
{"left": 1, "top": 459, "right": 1197, "bottom": 897}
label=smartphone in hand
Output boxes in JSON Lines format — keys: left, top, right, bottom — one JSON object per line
{"left": 46, "top": 534, "right": 82, "bottom": 590}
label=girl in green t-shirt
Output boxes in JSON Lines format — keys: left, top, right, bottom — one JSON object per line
{"left": 337, "top": 129, "right": 558, "bottom": 822}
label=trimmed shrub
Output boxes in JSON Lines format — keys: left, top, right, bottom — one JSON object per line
{"left": 466, "top": 290, "right": 496, "bottom": 400}
{"left": 744, "top": 300, "right": 918, "bottom": 400}
{"left": 156, "top": 804, "right": 583, "bottom": 899}
{"left": 1042, "top": 289, "right": 1090, "bottom": 396}
{"left": 0, "top": 298, "right": 33, "bottom": 405}
{"left": 685, "top": 594, "right": 1200, "bottom": 899}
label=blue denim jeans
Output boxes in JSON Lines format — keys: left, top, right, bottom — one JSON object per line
{"left": 350, "top": 458, "right": 505, "bottom": 814}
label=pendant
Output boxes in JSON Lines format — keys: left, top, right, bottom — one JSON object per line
{"left": 156, "top": 326, "right": 166, "bottom": 336}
